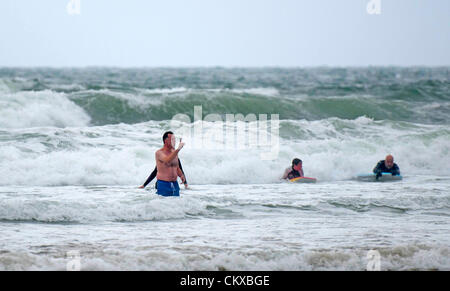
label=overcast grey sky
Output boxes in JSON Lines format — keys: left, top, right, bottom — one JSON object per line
{"left": 0, "top": 0, "right": 449, "bottom": 67}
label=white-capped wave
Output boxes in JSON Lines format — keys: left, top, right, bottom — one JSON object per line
{"left": 227, "top": 87, "right": 280, "bottom": 96}
{"left": 139, "top": 87, "right": 189, "bottom": 95}
{"left": 0, "top": 90, "right": 90, "bottom": 128}
{"left": 0, "top": 118, "right": 449, "bottom": 186}
{"left": 138, "top": 87, "right": 279, "bottom": 97}
{"left": 47, "top": 83, "right": 86, "bottom": 92}
{"left": 1, "top": 243, "right": 448, "bottom": 270}
{"left": 0, "top": 79, "right": 11, "bottom": 93}
{"left": 0, "top": 192, "right": 208, "bottom": 223}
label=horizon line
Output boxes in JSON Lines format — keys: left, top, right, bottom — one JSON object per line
{"left": 1, "top": 65, "right": 449, "bottom": 69}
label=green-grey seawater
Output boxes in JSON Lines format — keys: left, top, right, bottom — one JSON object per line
{"left": 0, "top": 67, "right": 449, "bottom": 270}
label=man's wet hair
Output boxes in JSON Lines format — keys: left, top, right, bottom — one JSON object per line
{"left": 292, "top": 158, "right": 302, "bottom": 166}
{"left": 163, "top": 131, "right": 173, "bottom": 143}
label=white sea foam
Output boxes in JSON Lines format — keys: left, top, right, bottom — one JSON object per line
{"left": 0, "top": 241, "right": 448, "bottom": 271}
{"left": 0, "top": 190, "right": 208, "bottom": 223}
{"left": 0, "top": 182, "right": 448, "bottom": 270}
{"left": 0, "top": 79, "right": 11, "bottom": 93}
{"left": 47, "top": 83, "right": 86, "bottom": 92}
{"left": 0, "top": 90, "right": 90, "bottom": 128}
{"left": 227, "top": 87, "right": 280, "bottom": 96}
{"left": 139, "top": 87, "right": 189, "bottom": 95}
{"left": 0, "top": 118, "right": 449, "bottom": 186}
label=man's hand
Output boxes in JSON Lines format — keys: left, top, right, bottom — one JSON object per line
{"left": 177, "top": 138, "right": 185, "bottom": 151}
{"left": 375, "top": 172, "right": 382, "bottom": 180}
{"left": 184, "top": 183, "right": 189, "bottom": 189}
{"left": 138, "top": 185, "right": 144, "bottom": 189}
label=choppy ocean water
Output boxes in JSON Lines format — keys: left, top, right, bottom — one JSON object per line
{"left": 0, "top": 67, "right": 449, "bottom": 270}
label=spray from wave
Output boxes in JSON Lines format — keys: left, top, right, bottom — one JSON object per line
{"left": 0, "top": 90, "right": 90, "bottom": 128}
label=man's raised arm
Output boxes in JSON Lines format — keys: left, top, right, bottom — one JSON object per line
{"left": 158, "top": 140, "right": 185, "bottom": 164}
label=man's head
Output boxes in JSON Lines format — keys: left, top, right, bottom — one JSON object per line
{"left": 385, "top": 154, "right": 394, "bottom": 169}
{"left": 162, "top": 131, "right": 175, "bottom": 148}
{"left": 292, "top": 158, "right": 302, "bottom": 171}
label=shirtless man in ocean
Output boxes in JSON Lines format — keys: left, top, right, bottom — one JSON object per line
{"left": 154, "top": 131, "right": 186, "bottom": 196}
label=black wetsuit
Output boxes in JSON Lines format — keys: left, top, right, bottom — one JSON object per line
{"left": 288, "top": 170, "right": 301, "bottom": 180}
{"left": 373, "top": 160, "right": 400, "bottom": 178}
{"left": 142, "top": 158, "right": 187, "bottom": 188}
{"left": 285, "top": 167, "right": 304, "bottom": 180}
